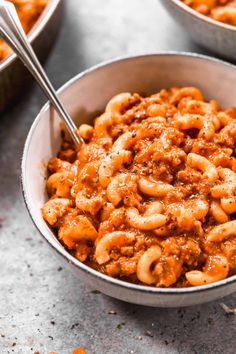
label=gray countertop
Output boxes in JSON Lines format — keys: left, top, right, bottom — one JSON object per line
{"left": 0, "top": 1, "right": 235, "bottom": 353}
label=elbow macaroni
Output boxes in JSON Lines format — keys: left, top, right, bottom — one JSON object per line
{"left": 137, "top": 246, "right": 162, "bottom": 285}
{"left": 186, "top": 255, "right": 229, "bottom": 286}
{"left": 98, "top": 150, "right": 132, "bottom": 188}
{"left": 126, "top": 206, "right": 167, "bottom": 231}
{"left": 42, "top": 86, "right": 236, "bottom": 288}
{"left": 187, "top": 153, "right": 218, "bottom": 182}
{"left": 175, "top": 113, "right": 215, "bottom": 140}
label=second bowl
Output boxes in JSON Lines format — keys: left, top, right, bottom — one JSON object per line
{"left": 160, "top": 0, "right": 236, "bottom": 61}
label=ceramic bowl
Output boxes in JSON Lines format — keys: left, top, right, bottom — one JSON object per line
{"left": 22, "top": 53, "right": 236, "bottom": 307}
{"left": 159, "top": 0, "right": 236, "bottom": 61}
{"left": 0, "top": 0, "right": 63, "bottom": 112}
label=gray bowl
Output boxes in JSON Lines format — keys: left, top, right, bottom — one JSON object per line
{"left": 159, "top": 0, "right": 236, "bottom": 61}
{"left": 0, "top": 0, "right": 63, "bottom": 112}
{"left": 22, "top": 53, "right": 236, "bottom": 307}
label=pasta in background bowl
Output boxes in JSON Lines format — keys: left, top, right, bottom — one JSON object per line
{"left": 159, "top": 0, "right": 236, "bottom": 60}
{"left": 0, "top": 0, "right": 48, "bottom": 61}
{"left": 181, "top": 0, "right": 236, "bottom": 26}
{"left": 0, "top": 0, "right": 62, "bottom": 112}
{"left": 22, "top": 53, "right": 236, "bottom": 307}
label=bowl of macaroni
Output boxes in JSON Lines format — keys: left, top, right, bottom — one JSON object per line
{"left": 0, "top": 0, "right": 62, "bottom": 112}
{"left": 159, "top": 0, "right": 236, "bottom": 60}
{"left": 22, "top": 53, "right": 236, "bottom": 307}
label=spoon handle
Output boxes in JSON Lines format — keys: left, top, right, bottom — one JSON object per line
{"left": 0, "top": 0, "right": 83, "bottom": 148}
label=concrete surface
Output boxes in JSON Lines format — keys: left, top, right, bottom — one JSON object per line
{"left": 0, "top": 0, "right": 235, "bottom": 353}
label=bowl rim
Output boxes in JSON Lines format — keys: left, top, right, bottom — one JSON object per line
{"left": 168, "top": 0, "right": 236, "bottom": 32}
{"left": 0, "top": 0, "right": 61, "bottom": 71}
{"left": 22, "top": 51, "right": 236, "bottom": 296}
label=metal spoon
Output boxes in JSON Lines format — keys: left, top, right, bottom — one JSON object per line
{"left": 0, "top": 0, "right": 84, "bottom": 148}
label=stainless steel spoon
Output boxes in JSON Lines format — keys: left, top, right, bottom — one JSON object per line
{"left": 0, "top": 0, "right": 84, "bottom": 148}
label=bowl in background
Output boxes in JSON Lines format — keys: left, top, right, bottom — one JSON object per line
{"left": 22, "top": 53, "right": 236, "bottom": 307}
{"left": 159, "top": 0, "right": 236, "bottom": 61}
{"left": 0, "top": 0, "right": 63, "bottom": 112}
